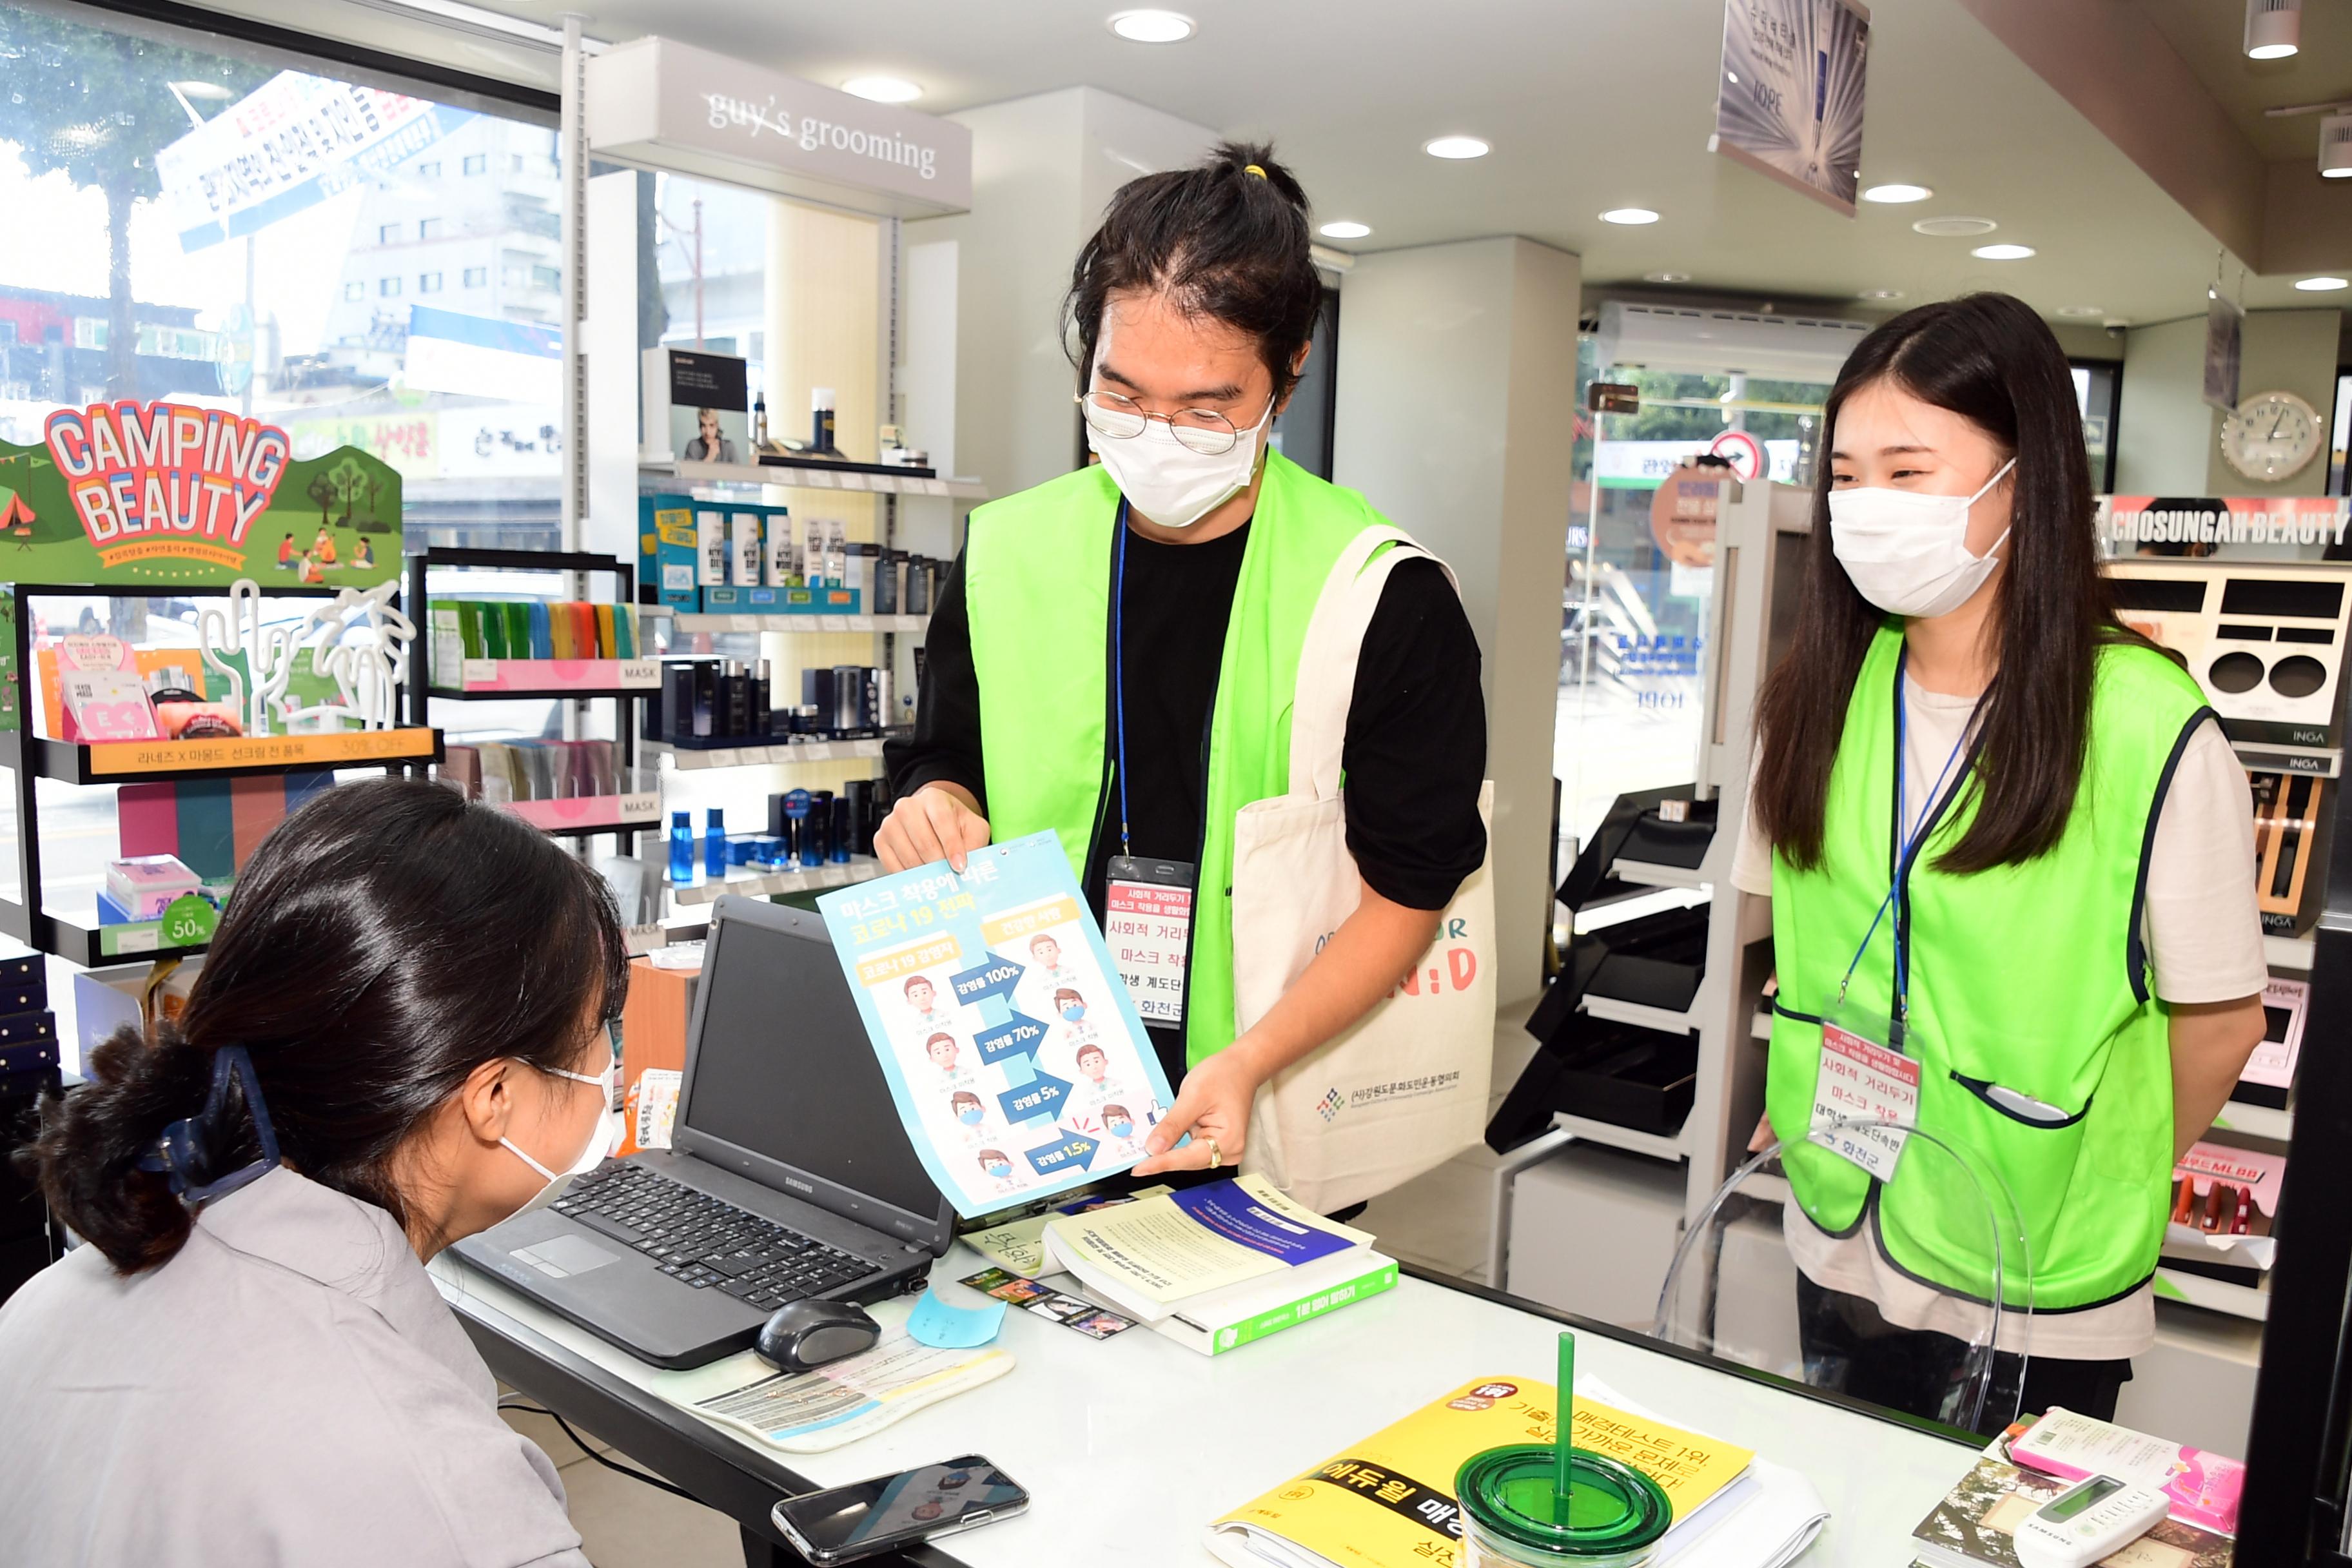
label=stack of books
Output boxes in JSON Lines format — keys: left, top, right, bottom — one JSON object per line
{"left": 1040, "top": 1174, "right": 1396, "bottom": 1356}
{"left": 1908, "top": 1417, "right": 2235, "bottom": 1567}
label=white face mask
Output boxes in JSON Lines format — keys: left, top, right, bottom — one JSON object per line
{"left": 1828, "top": 457, "right": 2017, "bottom": 619}
{"left": 1086, "top": 395, "right": 1275, "bottom": 530}
{"left": 499, "top": 1060, "right": 614, "bottom": 1220}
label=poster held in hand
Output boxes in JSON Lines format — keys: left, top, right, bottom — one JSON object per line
{"left": 818, "top": 830, "right": 1179, "bottom": 1218}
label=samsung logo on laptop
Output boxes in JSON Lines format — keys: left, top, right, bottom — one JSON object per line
{"left": 785, "top": 1176, "right": 815, "bottom": 1194}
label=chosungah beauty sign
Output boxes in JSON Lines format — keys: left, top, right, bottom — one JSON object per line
{"left": 587, "top": 36, "right": 972, "bottom": 220}
{"left": 0, "top": 400, "right": 402, "bottom": 587}
{"left": 2101, "top": 495, "right": 2352, "bottom": 552}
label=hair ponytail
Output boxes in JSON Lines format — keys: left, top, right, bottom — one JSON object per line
{"left": 1066, "top": 139, "right": 1324, "bottom": 403}
{"left": 19, "top": 1024, "right": 216, "bottom": 1273}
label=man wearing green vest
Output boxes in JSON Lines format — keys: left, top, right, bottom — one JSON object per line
{"left": 1734, "top": 293, "right": 2265, "bottom": 1431}
{"left": 881, "top": 144, "right": 1487, "bottom": 1188}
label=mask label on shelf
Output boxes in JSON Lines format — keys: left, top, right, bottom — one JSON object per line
{"left": 1809, "top": 1017, "right": 1917, "bottom": 1181}
{"left": 1106, "top": 855, "right": 1195, "bottom": 1027}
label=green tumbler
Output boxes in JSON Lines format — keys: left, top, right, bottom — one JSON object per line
{"left": 1455, "top": 1443, "right": 1673, "bottom": 1568}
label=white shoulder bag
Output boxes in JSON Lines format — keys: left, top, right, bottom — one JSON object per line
{"left": 1233, "top": 525, "right": 1496, "bottom": 1213}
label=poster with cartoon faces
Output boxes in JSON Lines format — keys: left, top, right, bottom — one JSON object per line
{"left": 821, "top": 832, "right": 1181, "bottom": 1218}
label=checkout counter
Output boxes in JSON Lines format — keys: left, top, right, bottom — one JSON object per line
{"left": 438, "top": 1242, "right": 1978, "bottom": 1565}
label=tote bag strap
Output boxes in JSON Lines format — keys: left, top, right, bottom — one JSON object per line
{"left": 1286, "top": 525, "right": 1462, "bottom": 801}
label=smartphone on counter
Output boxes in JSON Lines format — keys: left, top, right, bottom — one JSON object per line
{"left": 771, "top": 1455, "right": 1029, "bottom": 1563}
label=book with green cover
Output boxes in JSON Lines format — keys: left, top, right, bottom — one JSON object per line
{"left": 502, "top": 602, "right": 532, "bottom": 661}
{"left": 1157, "top": 1254, "right": 1400, "bottom": 1357}
{"left": 479, "top": 601, "right": 510, "bottom": 660}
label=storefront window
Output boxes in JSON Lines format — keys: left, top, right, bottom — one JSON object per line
{"left": 0, "top": 3, "right": 567, "bottom": 551}
{"left": 1556, "top": 335, "right": 1827, "bottom": 876}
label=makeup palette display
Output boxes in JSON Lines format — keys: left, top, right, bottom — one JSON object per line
{"left": 2251, "top": 769, "right": 2329, "bottom": 936}
{"left": 2106, "top": 559, "right": 2352, "bottom": 754}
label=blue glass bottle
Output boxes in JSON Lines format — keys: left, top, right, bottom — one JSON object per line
{"left": 667, "top": 810, "right": 694, "bottom": 884}
{"left": 705, "top": 807, "right": 727, "bottom": 879}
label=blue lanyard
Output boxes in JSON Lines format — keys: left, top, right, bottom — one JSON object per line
{"left": 1837, "top": 674, "right": 1977, "bottom": 1026}
{"left": 1113, "top": 502, "right": 1132, "bottom": 856}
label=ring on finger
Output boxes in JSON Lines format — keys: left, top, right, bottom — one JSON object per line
{"left": 1206, "top": 1137, "right": 1223, "bottom": 1170}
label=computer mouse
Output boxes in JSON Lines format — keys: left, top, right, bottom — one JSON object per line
{"left": 756, "top": 1298, "right": 881, "bottom": 1373}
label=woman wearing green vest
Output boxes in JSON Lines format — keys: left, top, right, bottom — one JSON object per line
{"left": 1736, "top": 293, "right": 2266, "bottom": 1429}
{"left": 880, "top": 143, "right": 1487, "bottom": 1188}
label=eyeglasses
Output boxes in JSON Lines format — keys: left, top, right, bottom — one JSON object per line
{"left": 1075, "top": 389, "right": 1269, "bottom": 456}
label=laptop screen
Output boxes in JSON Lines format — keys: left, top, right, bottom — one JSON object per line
{"left": 677, "top": 904, "right": 945, "bottom": 1228}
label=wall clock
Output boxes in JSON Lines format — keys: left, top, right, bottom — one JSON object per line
{"left": 2220, "top": 389, "right": 2323, "bottom": 482}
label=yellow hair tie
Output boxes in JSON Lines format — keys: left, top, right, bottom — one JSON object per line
{"left": 1244, "top": 164, "right": 1267, "bottom": 179}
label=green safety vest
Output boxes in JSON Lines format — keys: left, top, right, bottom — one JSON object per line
{"left": 1764, "top": 625, "right": 2215, "bottom": 1312}
{"left": 963, "top": 449, "right": 1390, "bottom": 1070}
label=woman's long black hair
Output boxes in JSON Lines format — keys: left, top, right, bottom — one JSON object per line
{"left": 17, "top": 779, "right": 629, "bottom": 1272}
{"left": 1752, "top": 291, "right": 2130, "bottom": 874}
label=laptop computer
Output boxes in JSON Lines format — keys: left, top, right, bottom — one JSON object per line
{"left": 454, "top": 896, "right": 954, "bottom": 1369}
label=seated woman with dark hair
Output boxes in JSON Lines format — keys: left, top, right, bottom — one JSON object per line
{"left": 0, "top": 778, "right": 631, "bottom": 1566}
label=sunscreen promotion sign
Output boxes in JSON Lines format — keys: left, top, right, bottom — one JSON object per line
{"left": 0, "top": 400, "right": 400, "bottom": 587}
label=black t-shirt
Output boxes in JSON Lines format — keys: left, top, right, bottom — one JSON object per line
{"left": 885, "top": 518, "right": 1487, "bottom": 1086}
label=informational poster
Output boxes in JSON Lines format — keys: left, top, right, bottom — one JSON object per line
{"left": 0, "top": 402, "right": 401, "bottom": 589}
{"left": 2204, "top": 291, "right": 2245, "bottom": 415}
{"left": 818, "top": 830, "right": 1179, "bottom": 1219}
{"left": 1710, "top": 0, "right": 1871, "bottom": 215}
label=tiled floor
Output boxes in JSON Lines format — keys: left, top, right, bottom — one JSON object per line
{"left": 503, "top": 1003, "right": 1546, "bottom": 1566}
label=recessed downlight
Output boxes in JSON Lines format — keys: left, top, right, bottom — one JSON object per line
{"left": 1319, "top": 220, "right": 1371, "bottom": 240}
{"left": 2297, "top": 276, "right": 2350, "bottom": 291}
{"left": 1424, "top": 135, "right": 1490, "bottom": 160}
{"left": 841, "top": 75, "right": 922, "bottom": 103}
{"left": 1857, "top": 288, "right": 1905, "bottom": 301}
{"left": 2056, "top": 304, "right": 2105, "bottom": 317}
{"left": 1109, "top": 9, "right": 1194, "bottom": 42}
{"left": 1644, "top": 271, "right": 1691, "bottom": 283}
{"left": 1971, "top": 243, "right": 2035, "bottom": 260}
{"left": 1861, "top": 182, "right": 1933, "bottom": 204}
{"left": 1913, "top": 215, "right": 1998, "bottom": 237}
{"left": 1600, "top": 208, "right": 1660, "bottom": 225}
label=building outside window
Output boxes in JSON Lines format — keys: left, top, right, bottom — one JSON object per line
{"left": 464, "top": 152, "right": 487, "bottom": 175}
{"left": 378, "top": 277, "right": 401, "bottom": 297}
{"left": 415, "top": 159, "right": 439, "bottom": 178}
{"left": 418, "top": 272, "right": 441, "bottom": 295}
{"left": 344, "top": 281, "right": 364, "bottom": 301}
{"left": 464, "top": 266, "right": 487, "bottom": 288}
{"left": 418, "top": 217, "right": 441, "bottom": 241}
{"left": 377, "top": 222, "right": 399, "bottom": 244}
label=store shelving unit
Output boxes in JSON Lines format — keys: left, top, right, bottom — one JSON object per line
{"left": 642, "top": 457, "right": 990, "bottom": 501}
{"left": 0, "top": 580, "right": 443, "bottom": 965}
{"left": 406, "top": 549, "right": 653, "bottom": 850}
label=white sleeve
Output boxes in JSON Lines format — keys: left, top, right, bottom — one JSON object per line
{"left": 2142, "top": 721, "right": 2268, "bottom": 1005}
{"left": 1730, "top": 754, "right": 1773, "bottom": 897}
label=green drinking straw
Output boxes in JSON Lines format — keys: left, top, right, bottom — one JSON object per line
{"left": 1555, "top": 1329, "right": 1576, "bottom": 1518}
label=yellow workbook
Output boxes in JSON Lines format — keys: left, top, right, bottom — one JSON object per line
{"left": 1207, "top": 1375, "right": 1754, "bottom": 1568}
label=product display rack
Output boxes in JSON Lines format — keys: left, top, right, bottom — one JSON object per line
{"left": 406, "top": 549, "right": 656, "bottom": 847}
{"left": 640, "top": 458, "right": 990, "bottom": 501}
{"left": 0, "top": 580, "right": 444, "bottom": 966}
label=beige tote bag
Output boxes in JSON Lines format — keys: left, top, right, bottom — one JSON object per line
{"left": 1233, "top": 525, "right": 1496, "bottom": 1213}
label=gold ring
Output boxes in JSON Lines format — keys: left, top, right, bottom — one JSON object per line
{"left": 1207, "top": 1137, "right": 1224, "bottom": 1170}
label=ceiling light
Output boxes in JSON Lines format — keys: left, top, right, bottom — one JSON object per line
{"left": 2246, "top": 0, "right": 2301, "bottom": 59}
{"left": 1109, "top": 10, "right": 1194, "bottom": 42}
{"left": 171, "top": 80, "right": 233, "bottom": 100}
{"left": 1600, "top": 208, "right": 1660, "bottom": 225}
{"left": 1913, "top": 216, "right": 1997, "bottom": 237}
{"left": 1318, "top": 220, "right": 1371, "bottom": 240}
{"left": 1861, "top": 183, "right": 1932, "bottom": 204}
{"left": 1972, "top": 243, "right": 2035, "bottom": 260}
{"left": 2056, "top": 304, "right": 2104, "bottom": 317}
{"left": 2296, "top": 276, "right": 2350, "bottom": 291}
{"left": 1424, "top": 135, "right": 1489, "bottom": 160}
{"left": 1857, "top": 288, "right": 1905, "bottom": 301}
{"left": 1644, "top": 271, "right": 1691, "bottom": 283}
{"left": 2322, "top": 112, "right": 2352, "bottom": 177}
{"left": 841, "top": 75, "right": 922, "bottom": 103}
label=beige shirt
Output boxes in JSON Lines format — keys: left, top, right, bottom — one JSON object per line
{"left": 0, "top": 1167, "right": 592, "bottom": 1568}
{"left": 1732, "top": 675, "right": 2266, "bottom": 1359}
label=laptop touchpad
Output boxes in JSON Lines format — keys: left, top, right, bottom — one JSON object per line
{"left": 510, "top": 1234, "right": 627, "bottom": 1279}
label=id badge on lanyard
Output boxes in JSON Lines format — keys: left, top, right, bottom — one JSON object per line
{"left": 1104, "top": 507, "right": 1193, "bottom": 1025}
{"left": 1107, "top": 854, "right": 1195, "bottom": 1025}
{"left": 1807, "top": 674, "right": 1974, "bottom": 1181}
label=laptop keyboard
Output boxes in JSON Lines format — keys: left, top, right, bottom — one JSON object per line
{"left": 554, "top": 1163, "right": 876, "bottom": 1313}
